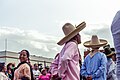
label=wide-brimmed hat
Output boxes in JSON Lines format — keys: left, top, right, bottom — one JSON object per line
{"left": 103, "top": 44, "right": 115, "bottom": 57}
{"left": 57, "top": 21, "right": 86, "bottom": 45}
{"left": 83, "top": 35, "right": 107, "bottom": 48}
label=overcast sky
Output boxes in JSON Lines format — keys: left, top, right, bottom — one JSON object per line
{"left": 0, "top": 0, "right": 120, "bottom": 58}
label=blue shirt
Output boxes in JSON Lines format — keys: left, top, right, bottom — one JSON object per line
{"left": 81, "top": 52, "right": 107, "bottom": 80}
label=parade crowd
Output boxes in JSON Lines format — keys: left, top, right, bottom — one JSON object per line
{"left": 0, "top": 10, "right": 120, "bottom": 80}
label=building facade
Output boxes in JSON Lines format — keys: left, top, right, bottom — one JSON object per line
{"left": 0, "top": 51, "right": 53, "bottom": 67}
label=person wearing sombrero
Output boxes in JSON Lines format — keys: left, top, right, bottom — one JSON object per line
{"left": 103, "top": 44, "right": 117, "bottom": 80}
{"left": 50, "top": 21, "right": 86, "bottom": 80}
{"left": 81, "top": 35, "right": 107, "bottom": 80}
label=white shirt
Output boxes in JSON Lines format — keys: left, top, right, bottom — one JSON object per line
{"left": 0, "top": 72, "right": 9, "bottom": 80}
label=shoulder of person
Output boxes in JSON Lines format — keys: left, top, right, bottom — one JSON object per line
{"left": 21, "top": 63, "right": 30, "bottom": 69}
{"left": 66, "top": 41, "right": 77, "bottom": 47}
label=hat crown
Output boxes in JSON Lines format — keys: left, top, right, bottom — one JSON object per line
{"left": 90, "top": 35, "right": 100, "bottom": 45}
{"left": 104, "top": 47, "right": 112, "bottom": 54}
{"left": 62, "top": 23, "right": 76, "bottom": 35}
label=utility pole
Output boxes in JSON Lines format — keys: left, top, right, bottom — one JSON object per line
{"left": 5, "top": 38, "right": 7, "bottom": 63}
{"left": 5, "top": 38, "right": 7, "bottom": 51}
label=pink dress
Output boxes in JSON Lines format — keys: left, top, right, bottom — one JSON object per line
{"left": 39, "top": 75, "right": 50, "bottom": 80}
{"left": 50, "top": 41, "right": 80, "bottom": 80}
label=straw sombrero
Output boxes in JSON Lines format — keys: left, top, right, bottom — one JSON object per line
{"left": 57, "top": 21, "right": 86, "bottom": 45}
{"left": 83, "top": 35, "right": 107, "bottom": 48}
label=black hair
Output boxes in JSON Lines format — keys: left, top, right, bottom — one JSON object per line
{"left": 7, "top": 63, "right": 13, "bottom": 70}
{"left": 0, "top": 63, "right": 5, "bottom": 71}
{"left": 34, "top": 63, "right": 38, "bottom": 67}
{"left": 67, "top": 33, "right": 81, "bottom": 44}
{"left": 21, "top": 49, "right": 30, "bottom": 58}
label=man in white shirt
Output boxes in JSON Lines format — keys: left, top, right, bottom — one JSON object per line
{"left": 33, "top": 63, "right": 41, "bottom": 80}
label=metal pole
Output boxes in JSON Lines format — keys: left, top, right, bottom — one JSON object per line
{"left": 5, "top": 38, "right": 7, "bottom": 64}
{"left": 5, "top": 38, "right": 7, "bottom": 51}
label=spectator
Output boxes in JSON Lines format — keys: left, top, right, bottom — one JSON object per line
{"left": 6, "top": 63, "right": 15, "bottom": 80}
{"left": 45, "top": 66, "right": 51, "bottom": 79}
{"left": 13, "top": 50, "right": 34, "bottom": 80}
{"left": 0, "top": 62, "right": 10, "bottom": 80}
{"left": 111, "top": 48, "right": 117, "bottom": 63}
{"left": 81, "top": 35, "right": 107, "bottom": 80}
{"left": 33, "top": 63, "right": 41, "bottom": 80}
{"left": 39, "top": 69, "right": 50, "bottom": 80}
{"left": 103, "top": 44, "right": 117, "bottom": 80}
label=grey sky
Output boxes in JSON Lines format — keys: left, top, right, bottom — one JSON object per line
{"left": 0, "top": 0, "right": 120, "bottom": 58}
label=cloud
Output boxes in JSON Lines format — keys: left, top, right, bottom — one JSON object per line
{"left": 0, "top": 23, "right": 114, "bottom": 59}
{"left": 0, "top": 27, "right": 61, "bottom": 58}
{"left": 82, "top": 23, "right": 113, "bottom": 45}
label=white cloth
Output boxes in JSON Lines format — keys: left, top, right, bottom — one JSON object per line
{"left": 33, "top": 69, "right": 40, "bottom": 79}
{"left": 0, "top": 72, "right": 9, "bottom": 80}
{"left": 107, "top": 59, "right": 117, "bottom": 80}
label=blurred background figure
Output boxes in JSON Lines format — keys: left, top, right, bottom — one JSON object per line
{"left": 103, "top": 44, "right": 117, "bottom": 80}
{"left": 0, "top": 62, "right": 10, "bottom": 80}
{"left": 33, "top": 63, "right": 41, "bottom": 80}
{"left": 45, "top": 66, "right": 51, "bottom": 79}
{"left": 38, "top": 68, "right": 50, "bottom": 80}
{"left": 6, "top": 63, "right": 14, "bottom": 80}
{"left": 111, "top": 48, "right": 117, "bottom": 63}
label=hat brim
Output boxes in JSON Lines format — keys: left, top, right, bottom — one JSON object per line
{"left": 57, "top": 21, "right": 86, "bottom": 45}
{"left": 107, "top": 52, "right": 115, "bottom": 57}
{"left": 83, "top": 39, "right": 107, "bottom": 48}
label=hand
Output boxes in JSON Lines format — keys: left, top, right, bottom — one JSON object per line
{"left": 86, "top": 76, "right": 92, "bottom": 80}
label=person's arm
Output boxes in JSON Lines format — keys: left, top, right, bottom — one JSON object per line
{"left": 50, "top": 54, "right": 59, "bottom": 75}
{"left": 58, "top": 42, "right": 77, "bottom": 78}
{"left": 107, "top": 62, "right": 117, "bottom": 80}
{"left": 22, "top": 64, "right": 31, "bottom": 80}
{"left": 91, "top": 54, "right": 107, "bottom": 78}
{"left": 80, "top": 58, "right": 88, "bottom": 78}
{"left": 107, "top": 70, "right": 117, "bottom": 80}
